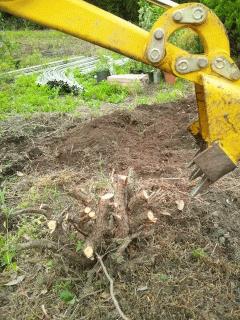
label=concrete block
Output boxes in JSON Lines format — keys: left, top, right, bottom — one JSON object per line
{"left": 107, "top": 74, "right": 149, "bottom": 86}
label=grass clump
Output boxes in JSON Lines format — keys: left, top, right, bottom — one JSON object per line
{"left": 191, "top": 248, "right": 208, "bottom": 259}
{"left": 156, "top": 79, "right": 188, "bottom": 104}
{"left": 75, "top": 71, "right": 129, "bottom": 105}
{"left": 0, "top": 71, "right": 130, "bottom": 118}
{"left": 0, "top": 75, "right": 79, "bottom": 118}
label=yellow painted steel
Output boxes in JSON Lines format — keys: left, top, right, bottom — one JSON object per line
{"left": 200, "top": 74, "right": 240, "bottom": 165}
{"left": 1, "top": 0, "right": 240, "bottom": 183}
{"left": 150, "top": 3, "right": 231, "bottom": 83}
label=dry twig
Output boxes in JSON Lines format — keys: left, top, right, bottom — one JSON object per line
{"left": 16, "top": 239, "right": 89, "bottom": 267}
{"left": 8, "top": 208, "right": 51, "bottom": 219}
{"left": 96, "top": 253, "right": 130, "bottom": 320}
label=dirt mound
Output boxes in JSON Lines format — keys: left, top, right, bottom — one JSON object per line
{"left": 55, "top": 98, "right": 195, "bottom": 180}
{"left": 0, "top": 98, "right": 196, "bottom": 182}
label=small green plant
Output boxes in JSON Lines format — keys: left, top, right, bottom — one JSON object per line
{"left": 158, "top": 273, "right": 169, "bottom": 282}
{"left": 54, "top": 280, "right": 76, "bottom": 304}
{"left": 169, "top": 29, "right": 203, "bottom": 54}
{"left": 74, "top": 71, "right": 129, "bottom": 104}
{"left": 76, "top": 240, "right": 84, "bottom": 253}
{"left": 155, "top": 79, "right": 188, "bottom": 103}
{"left": 95, "top": 55, "right": 110, "bottom": 72}
{"left": 0, "top": 188, "right": 17, "bottom": 270}
{"left": 192, "top": 248, "right": 207, "bottom": 259}
{"left": 59, "top": 289, "right": 76, "bottom": 304}
{"left": 138, "top": 0, "right": 164, "bottom": 31}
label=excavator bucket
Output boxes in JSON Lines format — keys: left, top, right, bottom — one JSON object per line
{"left": 189, "top": 75, "right": 240, "bottom": 195}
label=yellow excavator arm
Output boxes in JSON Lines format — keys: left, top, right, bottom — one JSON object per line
{"left": 1, "top": 0, "right": 240, "bottom": 195}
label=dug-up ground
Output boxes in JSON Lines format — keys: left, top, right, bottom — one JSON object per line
{"left": 0, "top": 96, "right": 240, "bottom": 320}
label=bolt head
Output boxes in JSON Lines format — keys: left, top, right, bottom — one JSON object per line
{"left": 154, "top": 29, "right": 164, "bottom": 41}
{"left": 214, "top": 57, "right": 225, "bottom": 69}
{"left": 176, "top": 59, "right": 189, "bottom": 73}
{"left": 192, "top": 7, "right": 205, "bottom": 21}
{"left": 198, "top": 57, "right": 208, "bottom": 68}
{"left": 150, "top": 48, "right": 161, "bottom": 63}
{"left": 173, "top": 11, "right": 183, "bottom": 22}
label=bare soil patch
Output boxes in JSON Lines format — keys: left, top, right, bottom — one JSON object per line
{"left": 1, "top": 98, "right": 240, "bottom": 319}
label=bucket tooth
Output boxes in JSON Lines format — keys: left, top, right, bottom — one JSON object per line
{"left": 191, "top": 176, "right": 211, "bottom": 197}
{"left": 187, "top": 149, "right": 202, "bottom": 168}
{"left": 189, "top": 143, "right": 237, "bottom": 196}
{"left": 193, "top": 143, "right": 236, "bottom": 183}
{"left": 190, "top": 168, "right": 203, "bottom": 181}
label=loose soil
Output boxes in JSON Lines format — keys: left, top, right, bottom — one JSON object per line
{"left": 0, "top": 97, "right": 240, "bottom": 320}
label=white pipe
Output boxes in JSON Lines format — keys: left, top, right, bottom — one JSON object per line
{"left": 147, "top": 0, "right": 178, "bottom": 8}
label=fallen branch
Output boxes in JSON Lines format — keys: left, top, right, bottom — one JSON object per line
{"left": 112, "top": 229, "right": 154, "bottom": 263}
{"left": 68, "top": 217, "right": 89, "bottom": 237}
{"left": 9, "top": 208, "right": 51, "bottom": 219}
{"left": 16, "top": 239, "right": 90, "bottom": 267}
{"left": 114, "top": 231, "right": 143, "bottom": 258}
{"left": 41, "top": 305, "right": 50, "bottom": 320}
{"left": 96, "top": 253, "right": 130, "bottom": 320}
{"left": 67, "top": 187, "right": 91, "bottom": 206}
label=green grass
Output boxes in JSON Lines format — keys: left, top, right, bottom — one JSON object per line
{"left": 0, "top": 72, "right": 190, "bottom": 119}
{"left": 0, "top": 30, "right": 190, "bottom": 118}
{"left": 135, "top": 79, "right": 190, "bottom": 106}
{"left": 155, "top": 79, "right": 187, "bottom": 103}
{"left": 0, "top": 72, "right": 130, "bottom": 118}
{"left": 0, "top": 75, "right": 80, "bottom": 117}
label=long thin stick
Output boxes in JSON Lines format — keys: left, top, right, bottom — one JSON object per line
{"left": 96, "top": 254, "right": 130, "bottom": 320}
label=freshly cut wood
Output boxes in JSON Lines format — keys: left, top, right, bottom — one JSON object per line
{"left": 84, "top": 207, "right": 92, "bottom": 214}
{"left": 83, "top": 193, "right": 113, "bottom": 259}
{"left": 89, "top": 211, "right": 96, "bottom": 219}
{"left": 147, "top": 210, "right": 157, "bottom": 223}
{"left": 83, "top": 246, "right": 94, "bottom": 260}
{"left": 113, "top": 175, "right": 129, "bottom": 238}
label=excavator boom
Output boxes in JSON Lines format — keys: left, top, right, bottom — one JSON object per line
{"left": 1, "top": 0, "right": 240, "bottom": 195}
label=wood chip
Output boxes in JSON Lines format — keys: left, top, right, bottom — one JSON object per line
{"left": 83, "top": 246, "right": 94, "bottom": 259}
{"left": 147, "top": 210, "right": 157, "bottom": 223}
{"left": 47, "top": 220, "right": 57, "bottom": 233}
{"left": 84, "top": 207, "right": 92, "bottom": 214}
{"left": 16, "top": 171, "right": 24, "bottom": 177}
{"left": 89, "top": 211, "right": 96, "bottom": 219}
{"left": 161, "top": 211, "right": 171, "bottom": 216}
{"left": 4, "top": 275, "right": 25, "bottom": 286}
{"left": 142, "top": 190, "right": 149, "bottom": 200}
{"left": 101, "top": 193, "right": 114, "bottom": 201}
{"left": 176, "top": 200, "right": 185, "bottom": 211}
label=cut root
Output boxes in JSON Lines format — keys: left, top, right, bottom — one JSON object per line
{"left": 9, "top": 173, "right": 156, "bottom": 268}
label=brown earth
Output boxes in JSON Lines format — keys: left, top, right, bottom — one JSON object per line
{"left": 1, "top": 97, "right": 240, "bottom": 320}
